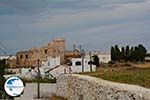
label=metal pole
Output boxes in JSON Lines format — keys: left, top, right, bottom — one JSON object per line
{"left": 37, "top": 59, "right": 40, "bottom": 99}
{"left": 73, "top": 44, "right": 75, "bottom": 51}
{"left": 73, "top": 44, "right": 76, "bottom": 56}
{"left": 82, "top": 55, "right": 84, "bottom": 72}
{"left": 89, "top": 52, "right": 92, "bottom": 72}
{"left": 79, "top": 45, "right": 82, "bottom": 54}
{"left": 82, "top": 49, "right": 84, "bottom": 72}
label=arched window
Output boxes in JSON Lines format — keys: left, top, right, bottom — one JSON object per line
{"left": 75, "top": 61, "right": 81, "bottom": 66}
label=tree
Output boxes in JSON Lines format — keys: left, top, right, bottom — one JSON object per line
{"left": 92, "top": 55, "right": 99, "bottom": 67}
{"left": 111, "top": 46, "right": 116, "bottom": 61}
{"left": 0, "top": 59, "right": 13, "bottom": 99}
{"left": 121, "top": 47, "right": 125, "bottom": 60}
{"left": 0, "top": 59, "right": 7, "bottom": 76}
{"left": 133, "top": 46, "right": 139, "bottom": 61}
{"left": 125, "top": 45, "right": 130, "bottom": 56}
{"left": 111, "top": 44, "right": 148, "bottom": 62}
{"left": 0, "top": 59, "right": 6, "bottom": 98}
{"left": 125, "top": 45, "right": 130, "bottom": 61}
{"left": 129, "top": 44, "right": 147, "bottom": 61}
{"left": 146, "top": 53, "right": 150, "bottom": 57}
{"left": 111, "top": 45, "right": 123, "bottom": 61}
{"left": 129, "top": 46, "right": 134, "bottom": 61}
{"left": 137, "top": 44, "right": 147, "bottom": 61}
{"left": 114, "top": 45, "right": 121, "bottom": 61}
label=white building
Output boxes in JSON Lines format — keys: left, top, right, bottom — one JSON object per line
{"left": 41, "top": 56, "right": 60, "bottom": 69}
{"left": 14, "top": 56, "right": 61, "bottom": 79}
{"left": 85, "top": 51, "right": 111, "bottom": 63}
{"left": 44, "top": 57, "right": 97, "bottom": 77}
{"left": 5, "top": 56, "right": 96, "bottom": 78}
{"left": 145, "top": 56, "right": 150, "bottom": 61}
{"left": 69, "top": 57, "right": 96, "bottom": 73}
{"left": 0, "top": 55, "right": 16, "bottom": 60}
{"left": 98, "top": 52, "right": 111, "bottom": 63}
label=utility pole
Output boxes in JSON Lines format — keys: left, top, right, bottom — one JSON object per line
{"left": 37, "top": 59, "right": 40, "bottom": 99}
{"left": 89, "top": 52, "right": 92, "bottom": 72}
{"left": 81, "top": 49, "right": 84, "bottom": 72}
{"left": 73, "top": 44, "right": 76, "bottom": 51}
{"left": 79, "top": 45, "right": 82, "bottom": 54}
{"left": 73, "top": 44, "right": 76, "bottom": 56}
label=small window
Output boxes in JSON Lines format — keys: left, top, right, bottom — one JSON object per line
{"left": 26, "top": 55, "right": 28, "bottom": 59}
{"left": 75, "top": 61, "right": 81, "bottom": 66}
{"left": 20, "top": 55, "right": 23, "bottom": 59}
{"left": 45, "top": 49, "right": 48, "bottom": 54}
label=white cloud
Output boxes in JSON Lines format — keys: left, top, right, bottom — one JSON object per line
{"left": 28, "top": 0, "right": 150, "bottom": 33}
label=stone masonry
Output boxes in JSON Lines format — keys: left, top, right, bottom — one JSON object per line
{"left": 16, "top": 38, "right": 65, "bottom": 68}
{"left": 56, "top": 74, "right": 150, "bottom": 100}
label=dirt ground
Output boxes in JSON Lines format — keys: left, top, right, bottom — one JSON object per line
{"left": 50, "top": 95, "right": 67, "bottom": 100}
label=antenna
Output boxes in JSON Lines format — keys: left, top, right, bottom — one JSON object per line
{"left": 73, "top": 44, "right": 76, "bottom": 51}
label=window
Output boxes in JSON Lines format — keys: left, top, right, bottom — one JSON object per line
{"left": 85, "top": 61, "right": 87, "bottom": 64}
{"left": 68, "top": 62, "right": 72, "bottom": 66}
{"left": 45, "top": 49, "right": 48, "bottom": 54}
{"left": 26, "top": 55, "right": 28, "bottom": 59}
{"left": 88, "top": 61, "right": 93, "bottom": 65}
{"left": 103, "top": 57, "right": 106, "bottom": 60}
{"left": 20, "top": 55, "right": 23, "bottom": 59}
{"left": 75, "top": 61, "right": 81, "bottom": 66}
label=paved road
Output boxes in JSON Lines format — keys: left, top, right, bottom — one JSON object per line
{"left": 15, "top": 83, "right": 56, "bottom": 100}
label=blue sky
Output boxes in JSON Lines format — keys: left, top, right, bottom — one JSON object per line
{"left": 0, "top": 0, "right": 150, "bottom": 55}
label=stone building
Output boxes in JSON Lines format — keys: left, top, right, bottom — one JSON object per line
{"left": 65, "top": 50, "right": 80, "bottom": 59}
{"left": 16, "top": 38, "right": 65, "bottom": 68}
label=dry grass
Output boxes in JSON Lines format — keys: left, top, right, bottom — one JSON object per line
{"left": 50, "top": 95, "right": 67, "bottom": 100}
{"left": 81, "top": 62, "right": 150, "bottom": 88}
{"left": 132, "top": 62, "right": 150, "bottom": 68}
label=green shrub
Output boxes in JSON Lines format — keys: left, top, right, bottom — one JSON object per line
{"left": 108, "top": 61, "right": 115, "bottom": 64}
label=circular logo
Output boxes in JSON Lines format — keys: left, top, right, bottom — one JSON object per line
{"left": 4, "top": 76, "right": 24, "bottom": 97}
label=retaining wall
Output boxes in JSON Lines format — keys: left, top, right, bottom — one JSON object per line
{"left": 56, "top": 74, "right": 150, "bottom": 100}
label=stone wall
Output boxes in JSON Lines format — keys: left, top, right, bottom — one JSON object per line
{"left": 56, "top": 74, "right": 150, "bottom": 100}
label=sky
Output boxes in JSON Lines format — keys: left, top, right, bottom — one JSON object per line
{"left": 0, "top": 0, "right": 150, "bottom": 55}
